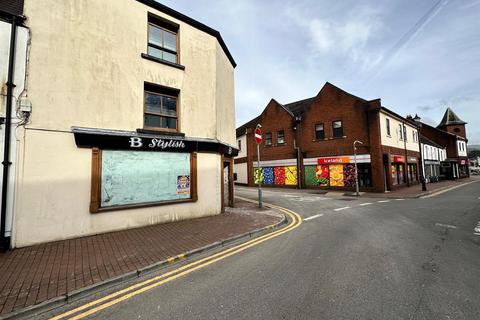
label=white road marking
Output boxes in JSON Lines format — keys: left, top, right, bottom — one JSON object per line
{"left": 359, "top": 203, "right": 372, "bottom": 206}
{"left": 435, "top": 223, "right": 457, "bottom": 229}
{"left": 378, "top": 200, "right": 390, "bottom": 203}
{"left": 394, "top": 199, "right": 405, "bottom": 201}
{"left": 304, "top": 214, "right": 323, "bottom": 221}
{"left": 334, "top": 206, "right": 351, "bottom": 211}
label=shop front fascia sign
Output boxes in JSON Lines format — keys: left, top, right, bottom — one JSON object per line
{"left": 129, "top": 137, "right": 186, "bottom": 150}
{"left": 392, "top": 155, "right": 405, "bottom": 163}
{"left": 315, "top": 154, "right": 371, "bottom": 165}
{"left": 71, "top": 127, "right": 238, "bottom": 156}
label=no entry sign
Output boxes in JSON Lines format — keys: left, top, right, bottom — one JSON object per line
{"left": 254, "top": 128, "right": 262, "bottom": 144}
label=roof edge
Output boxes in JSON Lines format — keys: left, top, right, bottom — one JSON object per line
{"left": 136, "top": 0, "right": 236, "bottom": 68}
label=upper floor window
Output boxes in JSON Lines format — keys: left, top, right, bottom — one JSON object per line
{"left": 148, "top": 14, "right": 179, "bottom": 64}
{"left": 398, "top": 124, "right": 403, "bottom": 140}
{"left": 315, "top": 123, "right": 325, "bottom": 140}
{"left": 277, "top": 130, "right": 285, "bottom": 144}
{"left": 238, "top": 140, "right": 242, "bottom": 151}
{"left": 265, "top": 133, "right": 272, "bottom": 146}
{"left": 144, "top": 83, "right": 179, "bottom": 131}
{"left": 403, "top": 126, "right": 408, "bottom": 142}
{"left": 332, "top": 120, "right": 343, "bottom": 138}
{"left": 412, "top": 131, "right": 417, "bottom": 143}
{"left": 386, "top": 118, "right": 391, "bottom": 136}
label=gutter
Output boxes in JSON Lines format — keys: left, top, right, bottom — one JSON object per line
{"left": 1, "top": 14, "right": 25, "bottom": 251}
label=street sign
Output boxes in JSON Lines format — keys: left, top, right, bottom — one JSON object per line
{"left": 254, "top": 128, "right": 262, "bottom": 144}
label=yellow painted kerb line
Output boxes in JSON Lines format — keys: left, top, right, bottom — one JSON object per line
{"left": 50, "top": 202, "right": 302, "bottom": 320}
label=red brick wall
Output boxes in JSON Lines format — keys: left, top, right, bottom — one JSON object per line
{"left": 252, "top": 99, "right": 297, "bottom": 162}
{"left": 299, "top": 83, "right": 371, "bottom": 159}
{"left": 438, "top": 124, "right": 467, "bottom": 140}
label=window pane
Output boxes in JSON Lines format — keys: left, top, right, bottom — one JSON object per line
{"left": 164, "top": 31, "right": 177, "bottom": 52}
{"left": 145, "top": 93, "right": 162, "bottom": 113}
{"left": 148, "top": 46, "right": 162, "bottom": 59}
{"left": 162, "top": 96, "right": 177, "bottom": 117}
{"left": 163, "top": 51, "right": 177, "bottom": 63}
{"left": 145, "top": 114, "right": 161, "bottom": 128}
{"left": 278, "top": 131, "right": 285, "bottom": 143}
{"left": 161, "top": 116, "right": 177, "bottom": 129}
{"left": 315, "top": 124, "right": 324, "bottom": 131}
{"left": 333, "top": 121, "right": 342, "bottom": 129}
{"left": 148, "top": 25, "right": 162, "bottom": 47}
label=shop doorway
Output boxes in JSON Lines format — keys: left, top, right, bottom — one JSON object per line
{"left": 221, "top": 157, "right": 234, "bottom": 212}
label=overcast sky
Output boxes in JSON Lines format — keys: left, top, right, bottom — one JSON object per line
{"left": 159, "top": 0, "right": 480, "bottom": 145}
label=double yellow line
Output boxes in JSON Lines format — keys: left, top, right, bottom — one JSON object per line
{"left": 50, "top": 202, "right": 302, "bottom": 320}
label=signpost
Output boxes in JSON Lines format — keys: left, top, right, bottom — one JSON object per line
{"left": 353, "top": 140, "right": 363, "bottom": 196}
{"left": 255, "top": 125, "right": 262, "bottom": 208}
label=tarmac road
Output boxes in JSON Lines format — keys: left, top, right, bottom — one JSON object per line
{"left": 40, "top": 181, "right": 480, "bottom": 320}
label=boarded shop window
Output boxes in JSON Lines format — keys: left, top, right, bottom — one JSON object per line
{"left": 90, "top": 149, "right": 197, "bottom": 213}
{"left": 386, "top": 118, "right": 391, "bottom": 136}
{"left": 277, "top": 130, "right": 285, "bottom": 144}
{"left": 265, "top": 133, "right": 272, "bottom": 146}
{"left": 144, "top": 83, "right": 179, "bottom": 131}
{"left": 332, "top": 121, "right": 343, "bottom": 138}
{"left": 315, "top": 124, "right": 325, "bottom": 140}
{"left": 147, "top": 14, "right": 179, "bottom": 63}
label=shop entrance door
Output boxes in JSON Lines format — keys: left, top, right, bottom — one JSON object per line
{"left": 221, "top": 157, "right": 234, "bottom": 212}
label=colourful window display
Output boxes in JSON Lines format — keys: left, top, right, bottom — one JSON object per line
{"left": 305, "top": 163, "right": 372, "bottom": 188}
{"left": 329, "top": 164, "right": 344, "bottom": 187}
{"left": 343, "top": 164, "right": 356, "bottom": 187}
{"left": 253, "top": 166, "right": 297, "bottom": 185}
{"left": 285, "top": 166, "right": 297, "bottom": 185}
{"left": 254, "top": 167, "right": 263, "bottom": 184}
{"left": 263, "top": 167, "right": 274, "bottom": 184}
{"left": 274, "top": 167, "right": 285, "bottom": 185}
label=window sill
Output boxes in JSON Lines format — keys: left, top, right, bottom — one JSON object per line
{"left": 141, "top": 53, "right": 185, "bottom": 70}
{"left": 330, "top": 136, "right": 346, "bottom": 140}
{"left": 92, "top": 197, "right": 197, "bottom": 214}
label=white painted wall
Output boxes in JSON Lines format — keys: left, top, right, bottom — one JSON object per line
{"left": 0, "top": 21, "right": 29, "bottom": 238}
{"left": 13, "top": 128, "right": 222, "bottom": 247}
{"left": 9, "top": 0, "right": 236, "bottom": 247}
{"left": 379, "top": 112, "right": 419, "bottom": 152}
{"left": 457, "top": 140, "right": 467, "bottom": 157}
{"left": 234, "top": 162, "right": 248, "bottom": 184}
{"left": 236, "top": 134, "right": 247, "bottom": 158}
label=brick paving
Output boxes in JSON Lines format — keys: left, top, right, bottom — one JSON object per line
{"left": 0, "top": 200, "right": 282, "bottom": 316}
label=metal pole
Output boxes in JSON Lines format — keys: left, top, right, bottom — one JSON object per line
{"left": 354, "top": 144, "right": 359, "bottom": 196}
{"left": 1, "top": 16, "right": 18, "bottom": 250}
{"left": 257, "top": 143, "right": 262, "bottom": 208}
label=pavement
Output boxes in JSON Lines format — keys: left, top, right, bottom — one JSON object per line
{"left": 0, "top": 200, "right": 284, "bottom": 318}
{"left": 33, "top": 177, "right": 480, "bottom": 320}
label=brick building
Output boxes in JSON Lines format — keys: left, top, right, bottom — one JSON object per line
{"left": 416, "top": 108, "right": 469, "bottom": 179}
{"left": 235, "top": 82, "right": 421, "bottom": 192}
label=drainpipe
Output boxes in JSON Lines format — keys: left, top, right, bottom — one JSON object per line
{"left": 1, "top": 15, "right": 19, "bottom": 250}
{"left": 402, "top": 123, "right": 410, "bottom": 187}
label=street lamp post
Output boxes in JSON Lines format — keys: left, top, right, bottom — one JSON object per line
{"left": 413, "top": 115, "right": 427, "bottom": 191}
{"left": 353, "top": 140, "right": 363, "bottom": 196}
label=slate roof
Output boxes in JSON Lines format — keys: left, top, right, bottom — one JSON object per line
{"left": 236, "top": 116, "right": 260, "bottom": 137}
{"left": 438, "top": 107, "right": 467, "bottom": 127}
{"left": 420, "top": 136, "right": 444, "bottom": 149}
{"left": 283, "top": 97, "right": 316, "bottom": 117}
